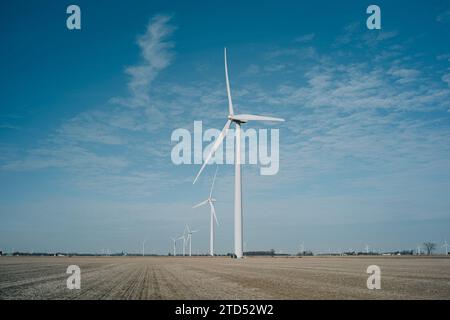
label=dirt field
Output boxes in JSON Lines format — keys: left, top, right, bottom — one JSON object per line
{"left": 0, "top": 256, "right": 449, "bottom": 299}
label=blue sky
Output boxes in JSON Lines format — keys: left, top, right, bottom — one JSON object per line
{"left": 1, "top": 0, "right": 450, "bottom": 254}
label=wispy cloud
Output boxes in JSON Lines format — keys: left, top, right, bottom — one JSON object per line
{"left": 226, "top": 30, "right": 450, "bottom": 217}
{"left": 0, "top": 123, "right": 21, "bottom": 130}
{"left": 264, "top": 46, "right": 317, "bottom": 60}
{"left": 442, "top": 74, "right": 450, "bottom": 88}
{"left": 111, "top": 15, "right": 176, "bottom": 109}
{"left": 436, "top": 10, "right": 450, "bottom": 23}
{"left": 3, "top": 14, "right": 450, "bottom": 214}
{"left": 334, "top": 22, "right": 398, "bottom": 48}
{"left": 294, "top": 33, "right": 315, "bottom": 43}
{"left": 1, "top": 15, "right": 179, "bottom": 198}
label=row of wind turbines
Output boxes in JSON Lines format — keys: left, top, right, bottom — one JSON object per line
{"left": 170, "top": 224, "right": 199, "bottom": 256}
{"left": 170, "top": 167, "right": 218, "bottom": 257}
{"left": 171, "top": 48, "right": 284, "bottom": 258}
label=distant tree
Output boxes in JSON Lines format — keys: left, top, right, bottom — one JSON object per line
{"left": 423, "top": 242, "right": 436, "bottom": 255}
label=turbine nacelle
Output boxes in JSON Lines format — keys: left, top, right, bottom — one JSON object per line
{"left": 228, "top": 115, "right": 247, "bottom": 123}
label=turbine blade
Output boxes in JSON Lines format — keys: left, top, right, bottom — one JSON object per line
{"left": 193, "top": 120, "right": 231, "bottom": 184}
{"left": 231, "top": 114, "right": 285, "bottom": 122}
{"left": 225, "top": 48, "right": 234, "bottom": 115}
{"left": 192, "top": 199, "right": 209, "bottom": 209}
{"left": 209, "top": 166, "right": 218, "bottom": 198}
{"left": 210, "top": 201, "right": 219, "bottom": 226}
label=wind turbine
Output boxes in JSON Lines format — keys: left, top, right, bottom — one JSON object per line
{"left": 193, "top": 48, "right": 285, "bottom": 259}
{"left": 443, "top": 240, "right": 449, "bottom": 256}
{"left": 142, "top": 239, "right": 146, "bottom": 257}
{"left": 179, "top": 234, "right": 186, "bottom": 256}
{"left": 193, "top": 167, "right": 219, "bottom": 256}
{"left": 299, "top": 242, "right": 304, "bottom": 255}
{"left": 185, "top": 225, "right": 198, "bottom": 257}
{"left": 170, "top": 237, "right": 178, "bottom": 256}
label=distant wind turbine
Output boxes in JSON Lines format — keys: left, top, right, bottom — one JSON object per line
{"left": 179, "top": 234, "right": 186, "bottom": 256}
{"left": 299, "top": 242, "right": 304, "bottom": 255}
{"left": 193, "top": 48, "right": 285, "bottom": 259}
{"left": 185, "top": 225, "right": 198, "bottom": 257}
{"left": 170, "top": 237, "right": 178, "bottom": 256}
{"left": 193, "top": 167, "right": 219, "bottom": 256}
{"left": 142, "top": 240, "right": 146, "bottom": 257}
{"left": 443, "top": 240, "right": 449, "bottom": 256}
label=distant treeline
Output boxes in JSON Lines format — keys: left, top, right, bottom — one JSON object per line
{"left": 0, "top": 252, "right": 162, "bottom": 257}
{"left": 0, "top": 249, "right": 419, "bottom": 257}
{"left": 243, "top": 250, "right": 289, "bottom": 256}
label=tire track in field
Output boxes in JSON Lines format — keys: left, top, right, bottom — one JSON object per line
{"left": 103, "top": 263, "right": 143, "bottom": 299}
{"left": 151, "top": 264, "right": 195, "bottom": 299}
{"left": 52, "top": 262, "right": 133, "bottom": 300}
{"left": 122, "top": 264, "right": 146, "bottom": 300}
{"left": 50, "top": 263, "right": 126, "bottom": 300}
{"left": 149, "top": 265, "right": 162, "bottom": 299}
{"left": 135, "top": 264, "right": 160, "bottom": 299}
{"left": 83, "top": 263, "right": 138, "bottom": 300}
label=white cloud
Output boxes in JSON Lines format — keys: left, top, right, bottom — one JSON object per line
{"left": 442, "top": 73, "right": 450, "bottom": 87}
{"left": 111, "top": 15, "right": 175, "bottom": 108}
{"left": 265, "top": 47, "right": 317, "bottom": 60}
{"left": 243, "top": 64, "right": 261, "bottom": 76}
{"left": 387, "top": 67, "right": 420, "bottom": 84}
{"left": 294, "top": 33, "right": 315, "bottom": 43}
{"left": 437, "top": 54, "right": 450, "bottom": 62}
{"left": 1, "top": 15, "right": 179, "bottom": 198}
{"left": 436, "top": 10, "right": 450, "bottom": 23}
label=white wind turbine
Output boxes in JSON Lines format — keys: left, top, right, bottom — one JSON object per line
{"left": 179, "top": 234, "right": 186, "bottom": 256}
{"left": 193, "top": 48, "right": 285, "bottom": 259}
{"left": 170, "top": 237, "right": 178, "bottom": 256}
{"left": 142, "top": 239, "right": 146, "bottom": 257}
{"left": 185, "top": 225, "right": 198, "bottom": 257}
{"left": 299, "top": 242, "right": 305, "bottom": 255}
{"left": 443, "top": 240, "right": 448, "bottom": 256}
{"left": 193, "top": 167, "right": 220, "bottom": 256}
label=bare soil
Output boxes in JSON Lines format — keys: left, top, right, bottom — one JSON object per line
{"left": 1, "top": 256, "right": 449, "bottom": 300}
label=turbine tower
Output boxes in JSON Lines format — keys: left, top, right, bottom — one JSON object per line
{"left": 193, "top": 48, "right": 284, "bottom": 259}
{"left": 443, "top": 240, "right": 449, "bottom": 256}
{"left": 142, "top": 239, "right": 146, "bottom": 257}
{"left": 179, "top": 234, "right": 186, "bottom": 256}
{"left": 193, "top": 167, "right": 220, "bottom": 256}
{"left": 185, "top": 225, "right": 198, "bottom": 256}
{"left": 170, "top": 237, "right": 177, "bottom": 256}
{"left": 299, "top": 242, "right": 305, "bottom": 255}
